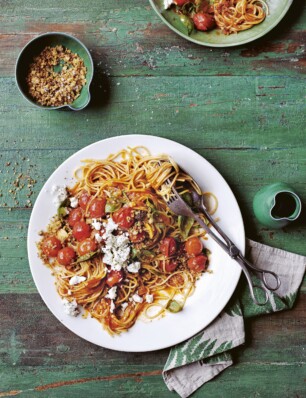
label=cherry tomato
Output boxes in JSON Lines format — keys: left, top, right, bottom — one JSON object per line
{"left": 160, "top": 237, "right": 177, "bottom": 257}
{"left": 129, "top": 230, "right": 146, "bottom": 243}
{"left": 57, "top": 246, "right": 76, "bottom": 266}
{"left": 72, "top": 221, "right": 91, "bottom": 241}
{"left": 88, "top": 197, "right": 106, "bottom": 218}
{"left": 174, "top": 0, "right": 190, "bottom": 6}
{"left": 79, "top": 191, "right": 92, "bottom": 210}
{"left": 187, "top": 255, "right": 208, "bottom": 272}
{"left": 193, "top": 12, "right": 216, "bottom": 31}
{"left": 42, "top": 236, "right": 62, "bottom": 257}
{"left": 112, "top": 207, "right": 135, "bottom": 230}
{"left": 68, "top": 207, "right": 83, "bottom": 227}
{"left": 106, "top": 270, "right": 124, "bottom": 287}
{"left": 159, "top": 260, "right": 178, "bottom": 273}
{"left": 185, "top": 237, "right": 203, "bottom": 256}
{"left": 77, "top": 238, "right": 97, "bottom": 256}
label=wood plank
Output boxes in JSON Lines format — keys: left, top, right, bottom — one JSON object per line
{"left": 0, "top": 0, "right": 305, "bottom": 78}
{"left": 1, "top": 75, "right": 305, "bottom": 151}
{"left": 0, "top": 294, "right": 305, "bottom": 397}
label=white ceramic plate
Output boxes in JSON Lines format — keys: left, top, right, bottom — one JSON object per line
{"left": 28, "top": 135, "right": 245, "bottom": 352}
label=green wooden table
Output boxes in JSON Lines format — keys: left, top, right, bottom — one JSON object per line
{"left": 0, "top": 1, "right": 305, "bottom": 397}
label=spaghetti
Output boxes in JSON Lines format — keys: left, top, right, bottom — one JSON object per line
{"left": 165, "top": 0, "right": 268, "bottom": 36}
{"left": 38, "top": 147, "right": 214, "bottom": 334}
{"left": 214, "top": 0, "right": 268, "bottom": 35}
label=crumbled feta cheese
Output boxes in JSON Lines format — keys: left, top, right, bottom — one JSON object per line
{"left": 145, "top": 294, "right": 154, "bottom": 303}
{"left": 62, "top": 298, "right": 79, "bottom": 316}
{"left": 92, "top": 218, "right": 102, "bottom": 230}
{"left": 69, "top": 275, "right": 86, "bottom": 286}
{"left": 115, "top": 234, "right": 130, "bottom": 246}
{"left": 110, "top": 300, "right": 115, "bottom": 313}
{"left": 132, "top": 294, "right": 143, "bottom": 303}
{"left": 103, "top": 218, "right": 118, "bottom": 235}
{"left": 51, "top": 185, "right": 67, "bottom": 207}
{"left": 67, "top": 289, "right": 72, "bottom": 295}
{"left": 127, "top": 261, "right": 141, "bottom": 274}
{"left": 105, "top": 286, "right": 117, "bottom": 300}
{"left": 70, "top": 196, "right": 78, "bottom": 208}
{"left": 101, "top": 219, "right": 130, "bottom": 271}
{"left": 95, "top": 233, "right": 103, "bottom": 243}
{"left": 121, "top": 302, "right": 128, "bottom": 312}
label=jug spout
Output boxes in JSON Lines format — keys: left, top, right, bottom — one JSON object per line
{"left": 271, "top": 191, "right": 301, "bottom": 221}
{"left": 253, "top": 183, "right": 302, "bottom": 229}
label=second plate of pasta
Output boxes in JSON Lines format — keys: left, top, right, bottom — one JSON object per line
{"left": 150, "top": 0, "right": 293, "bottom": 47}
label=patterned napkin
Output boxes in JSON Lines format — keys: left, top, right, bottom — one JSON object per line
{"left": 163, "top": 239, "right": 306, "bottom": 398}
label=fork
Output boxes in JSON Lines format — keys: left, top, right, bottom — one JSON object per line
{"left": 163, "top": 180, "right": 281, "bottom": 306}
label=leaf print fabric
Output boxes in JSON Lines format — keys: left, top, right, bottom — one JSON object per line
{"left": 163, "top": 239, "right": 306, "bottom": 398}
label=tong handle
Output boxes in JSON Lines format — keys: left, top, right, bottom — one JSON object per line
{"left": 238, "top": 254, "right": 281, "bottom": 291}
{"left": 196, "top": 198, "right": 281, "bottom": 304}
{"left": 236, "top": 257, "right": 269, "bottom": 306}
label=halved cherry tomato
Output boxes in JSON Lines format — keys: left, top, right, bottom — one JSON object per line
{"left": 187, "top": 255, "right": 208, "bottom": 272}
{"left": 106, "top": 270, "right": 124, "bottom": 287}
{"left": 72, "top": 221, "right": 91, "bottom": 241}
{"left": 185, "top": 237, "right": 203, "bottom": 256}
{"left": 193, "top": 12, "right": 215, "bottom": 31}
{"left": 68, "top": 207, "right": 83, "bottom": 227}
{"left": 88, "top": 197, "right": 106, "bottom": 218}
{"left": 42, "top": 236, "right": 62, "bottom": 257}
{"left": 160, "top": 237, "right": 177, "bottom": 257}
{"left": 77, "top": 238, "right": 97, "bottom": 256}
{"left": 159, "top": 260, "right": 178, "bottom": 273}
{"left": 129, "top": 230, "right": 146, "bottom": 243}
{"left": 112, "top": 207, "right": 135, "bottom": 230}
{"left": 57, "top": 246, "right": 76, "bottom": 266}
{"left": 79, "top": 191, "right": 92, "bottom": 210}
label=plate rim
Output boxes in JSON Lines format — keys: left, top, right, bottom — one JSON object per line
{"left": 148, "top": 0, "right": 294, "bottom": 48}
{"left": 27, "top": 134, "right": 245, "bottom": 352}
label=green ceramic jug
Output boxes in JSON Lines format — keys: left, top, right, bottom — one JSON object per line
{"left": 253, "top": 182, "right": 302, "bottom": 229}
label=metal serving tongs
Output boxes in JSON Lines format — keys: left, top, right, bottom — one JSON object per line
{"left": 162, "top": 173, "right": 281, "bottom": 306}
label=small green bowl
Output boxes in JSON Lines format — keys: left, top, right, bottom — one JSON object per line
{"left": 15, "top": 32, "right": 94, "bottom": 110}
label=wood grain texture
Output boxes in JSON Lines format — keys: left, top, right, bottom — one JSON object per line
{"left": 0, "top": 0, "right": 305, "bottom": 397}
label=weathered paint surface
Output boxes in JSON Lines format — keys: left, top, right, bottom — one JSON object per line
{"left": 0, "top": 0, "right": 305, "bottom": 397}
